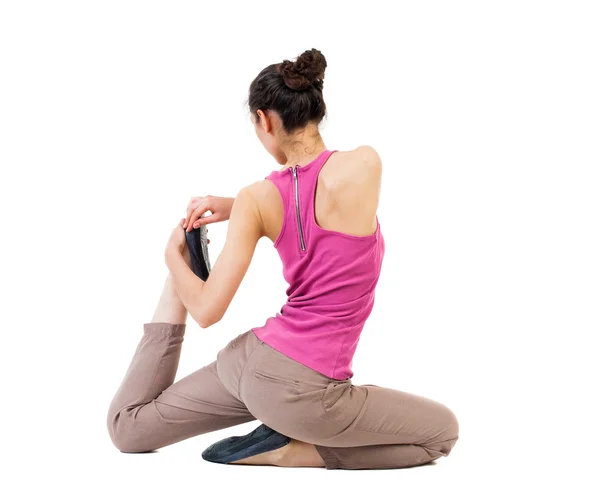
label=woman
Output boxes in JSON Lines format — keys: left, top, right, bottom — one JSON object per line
{"left": 106, "top": 48, "right": 459, "bottom": 470}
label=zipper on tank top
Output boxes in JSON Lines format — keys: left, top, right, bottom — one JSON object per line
{"left": 291, "top": 165, "right": 306, "bottom": 252}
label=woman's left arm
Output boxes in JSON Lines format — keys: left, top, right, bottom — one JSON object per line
{"left": 165, "top": 184, "right": 264, "bottom": 328}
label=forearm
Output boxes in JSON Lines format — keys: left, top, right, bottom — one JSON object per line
{"left": 165, "top": 248, "right": 209, "bottom": 327}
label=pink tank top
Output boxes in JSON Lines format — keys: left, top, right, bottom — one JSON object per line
{"left": 251, "top": 149, "right": 385, "bottom": 380}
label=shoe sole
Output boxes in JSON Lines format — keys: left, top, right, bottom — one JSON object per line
{"left": 185, "top": 223, "right": 211, "bottom": 281}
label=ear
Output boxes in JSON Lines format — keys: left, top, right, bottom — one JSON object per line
{"left": 257, "top": 109, "right": 271, "bottom": 134}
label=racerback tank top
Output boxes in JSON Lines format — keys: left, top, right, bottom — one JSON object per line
{"left": 251, "top": 149, "right": 385, "bottom": 380}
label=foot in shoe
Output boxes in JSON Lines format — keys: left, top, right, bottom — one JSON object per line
{"left": 201, "top": 423, "right": 291, "bottom": 465}
{"left": 185, "top": 223, "right": 211, "bottom": 281}
{"left": 201, "top": 424, "right": 326, "bottom": 467}
{"left": 229, "top": 440, "right": 292, "bottom": 466}
{"left": 230, "top": 438, "right": 325, "bottom": 467}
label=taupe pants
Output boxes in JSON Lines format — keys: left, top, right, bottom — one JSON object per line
{"left": 106, "top": 322, "right": 459, "bottom": 469}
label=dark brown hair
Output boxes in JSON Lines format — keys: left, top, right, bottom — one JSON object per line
{"left": 247, "top": 48, "right": 327, "bottom": 134}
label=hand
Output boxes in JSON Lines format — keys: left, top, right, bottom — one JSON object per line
{"left": 183, "top": 195, "right": 235, "bottom": 232}
{"left": 166, "top": 218, "right": 187, "bottom": 256}
{"left": 165, "top": 218, "right": 211, "bottom": 258}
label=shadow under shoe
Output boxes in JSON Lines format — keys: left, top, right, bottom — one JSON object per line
{"left": 201, "top": 423, "right": 291, "bottom": 464}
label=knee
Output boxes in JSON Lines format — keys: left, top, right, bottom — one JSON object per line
{"left": 107, "top": 405, "right": 153, "bottom": 453}
{"left": 425, "top": 434, "right": 459, "bottom": 460}
{"left": 108, "top": 425, "right": 154, "bottom": 453}
{"left": 111, "top": 436, "right": 152, "bottom": 453}
{"left": 443, "top": 406, "right": 459, "bottom": 442}
{"left": 424, "top": 406, "right": 460, "bottom": 458}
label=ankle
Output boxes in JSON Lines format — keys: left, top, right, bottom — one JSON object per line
{"left": 151, "top": 274, "right": 188, "bottom": 324}
{"left": 270, "top": 439, "right": 295, "bottom": 466}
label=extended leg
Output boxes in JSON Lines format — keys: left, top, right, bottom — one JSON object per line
{"left": 106, "top": 273, "right": 255, "bottom": 453}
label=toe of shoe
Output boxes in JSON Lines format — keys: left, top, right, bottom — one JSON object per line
{"left": 201, "top": 436, "right": 238, "bottom": 463}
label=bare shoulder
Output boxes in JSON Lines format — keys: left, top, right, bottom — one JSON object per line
{"left": 324, "top": 146, "right": 381, "bottom": 231}
{"left": 351, "top": 145, "right": 382, "bottom": 170}
{"left": 330, "top": 145, "right": 381, "bottom": 173}
{"left": 234, "top": 179, "right": 276, "bottom": 237}
{"left": 228, "top": 182, "right": 265, "bottom": 224}
{"left": 242, "top": 179, "right": 277, "bottom": 207}
{"left": 328, "top": 146, "right": 382, "bottom": 183}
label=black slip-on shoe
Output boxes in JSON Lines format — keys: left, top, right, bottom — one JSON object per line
{"left": 185, "top": 224, "right": 211, "bottom": 281}
{"left": 201, "top": 423, "right": 291, "bottom": 464}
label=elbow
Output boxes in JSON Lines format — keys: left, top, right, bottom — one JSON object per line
{"left": 196, "top": 318, "right": 214, "bottom": 329}
{"left": 188, "top": 294, "right": 225, "bottom": 329}
{"left": 193, "top": 309, "right": 222, "bottom": 329}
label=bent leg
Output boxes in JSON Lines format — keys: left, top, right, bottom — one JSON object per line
{"left": 106, "top": 322, "right": 255, "bottom": 453}
{"left": 313, "top": 383, "right": 459, "bottom": 469}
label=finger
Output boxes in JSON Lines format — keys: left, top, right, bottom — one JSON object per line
{"left": 185, "top": 201, "right": 206, "bottom": 231}
{"left": 183, "top": 198, "right": 201, "bottom": 229}
{"left": 186, "top": 204, "right": 210, "bottom": 232}
{"left": 184, "top": 203, "right": 197, "bottom": 229}
{"left": 192, "top": 212, "right": 217, "bottom": 229}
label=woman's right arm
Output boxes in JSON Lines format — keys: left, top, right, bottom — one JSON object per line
{"left": 183, "top": 195, "right": 236, "bottom": 232}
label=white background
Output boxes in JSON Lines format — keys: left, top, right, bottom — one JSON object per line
{"left": 1, "top": 1, "right": 598, "bottom": 493}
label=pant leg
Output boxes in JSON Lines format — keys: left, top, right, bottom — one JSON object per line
{"left": 240, "top": 338, "right": 459, "bottom": 470}
{"left": 106, "top": 322, "right": 255, "bottom": 453}
{"left": 313, "top": 383, "right": 460, "bottom": 470}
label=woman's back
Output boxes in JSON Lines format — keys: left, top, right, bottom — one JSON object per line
{"left": 251, "top": 147, "right": 385, "bottom": 380}
{"left": 258, "top": 146, "right": 382, "bottom": 244}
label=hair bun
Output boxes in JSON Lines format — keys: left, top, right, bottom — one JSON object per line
{"left": 279, "top": 48, "right": 327, "bottom": 91}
